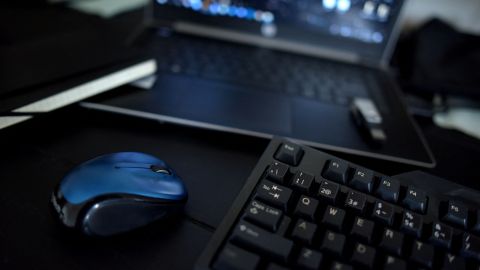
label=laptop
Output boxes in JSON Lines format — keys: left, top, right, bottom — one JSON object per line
{"left": 82, "top": 0, "right": 435, "bottom": 167}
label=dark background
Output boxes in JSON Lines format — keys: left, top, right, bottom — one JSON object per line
{"left": 1, "top": 3, "right": 480, "bottom": 269}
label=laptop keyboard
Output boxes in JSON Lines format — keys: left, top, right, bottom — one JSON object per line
{"left": 154, "top": 35, "right": 371, "bottom": 106}
{"left": 195, "top": 138, "right": 480, "bottom": 270}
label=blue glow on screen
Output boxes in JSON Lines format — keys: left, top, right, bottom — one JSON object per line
{"left": 156, "top": 0, "right": 275, "bottom": 24}
{"left": 156, "top": 0, "right": 396, "bottom": 44}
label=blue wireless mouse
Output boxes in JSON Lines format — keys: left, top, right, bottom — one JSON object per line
{"left": 51, "top": 152, "right": 188, "bottom": 236}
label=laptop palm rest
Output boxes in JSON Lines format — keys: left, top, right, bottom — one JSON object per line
{"left": 103, "top": 74, "right": 293, "bottom": 135}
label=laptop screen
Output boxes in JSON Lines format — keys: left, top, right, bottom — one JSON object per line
{"left": 153, "top": 0, "right": 404, "bottom": 64}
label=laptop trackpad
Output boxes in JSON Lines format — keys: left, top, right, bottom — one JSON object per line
{"left": 151, "top": 74, "right": 292, "bottom": 135}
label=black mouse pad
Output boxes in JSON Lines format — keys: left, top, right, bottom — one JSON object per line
{"left": 0, "top": 106, "right": 265, "bottom": 269}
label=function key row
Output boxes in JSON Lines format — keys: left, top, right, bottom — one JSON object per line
{"left": 323, "top": 159, "right": 428, "bottom": 214}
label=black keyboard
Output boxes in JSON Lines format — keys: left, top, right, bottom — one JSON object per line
{"left": 195, "top": 138, "right": 480, "bottom": 270}
{"left": 153, "top": 35, "right": 371, "bottom": 106}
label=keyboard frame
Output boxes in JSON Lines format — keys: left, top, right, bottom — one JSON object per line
{"left": 195, "top": 137, "right": 389, "bottom": 269}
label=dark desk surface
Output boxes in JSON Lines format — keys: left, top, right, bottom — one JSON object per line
{"left": 1, "top": 97, "right": 479, "bottom": 269}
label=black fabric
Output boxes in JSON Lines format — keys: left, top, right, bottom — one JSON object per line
{"left": 395, "top": 19, "right": 480, "bottom": 99}
{"left": 0, "top": 4, "right": 145, "bottom": 98}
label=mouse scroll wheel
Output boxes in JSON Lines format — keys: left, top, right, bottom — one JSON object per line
{"left": 150, "top": 165, "right": 171, "bottom": 175}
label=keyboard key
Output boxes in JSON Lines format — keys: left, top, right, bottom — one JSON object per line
{"left": 372, "top": 201, "right": 395, "bottom": 226}
{"left": 291, "top": 219, "right": 317, "bottom": 245}
{"left": 443, "top": 200, "right": 469, "bottom": 229}
{"left": 297, "top": 248, "right": 323, "bottom": 270}
{"left": 351, "top": 243, "right": 376, "bottom": 269}
{"left": 350, "top": 217, "right": 375, "bottom": 244}
{"left": 266, "top": 161, "right": 289, "bottom": 184}
{"left": 473, "top": 210, "right": 480, "bottom": 233}
{"left": 410, "top": 240, "right": 434, "bottom": 268}
{"left": 430, "top": 222, "right": 453, "bottom": 249}
{"left": 277, "top": 216, "right": 291, "bottom": 236}
{"left": 345, "top": 191, "right": 367, "bottom": 213}
{"left": 317, "top": 179, "right": 340, "bottom": 204}
{"left": 379, "top": 228, "right": 404, "bottom": 256}
{"left": 322, "top": 206, "right": 346, "bottom": 231}
{"left": 275, "top": 143, "right": 304, "bottom": 166}
{"left": 443, "top": 253, "right": 466, "bottom": 270}
{"left": 213, "top": 244, "right": 260, "bottom": 270}
{"left": 461, "top": 233, "right": 480, "bottom": 261}
{"left": 244, "top": 200, "right": 283, "bottom": 232}
{"left": 403, "top": 186, "right": 428, "bottom": 213}
{"left": 330, "top": 262, "right": 353, "bottom": 270}
{"left": 231, "top": 221, "right": 294, "bottom": 262}
{"left": 349, "top": 168, "right": 374, "bottom": 193}
{"left": 291, "top": 171, "right": 314, "bottom": 193}
{"left": 294, "top": 195, "right": 318, "bottom": 221}
{"left": 256, "top": 180, "right": 292, "bottom": 211}
{"left": 384, "top": 256, "right": 406, "bottom": 270}
{"left": 323, "top": 160, "right": 348, "bottom": 184}
{"left": 320, "top": 231, "right": 346, "bottom": 256}
{"left": 266, "top": 263, "right": 289, "bottom": 270}
{"left": 376, "top": 178, "right": 400, "bottom": 203}
{"left": 400, "top": 210, "right": 423, "bottom": 238}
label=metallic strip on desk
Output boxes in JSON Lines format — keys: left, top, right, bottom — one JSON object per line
{"left": 0, "top": 116, "right": 33, "bottom": 130}
{"left": 80, "top": 101, "right": 435, "bottom": 168}
{"left": 13, "top": 59, "right": 157, "bottom": 113}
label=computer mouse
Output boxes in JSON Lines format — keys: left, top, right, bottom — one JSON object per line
{"left": 51, "top": 152, "right": 188, "bottom": 236}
